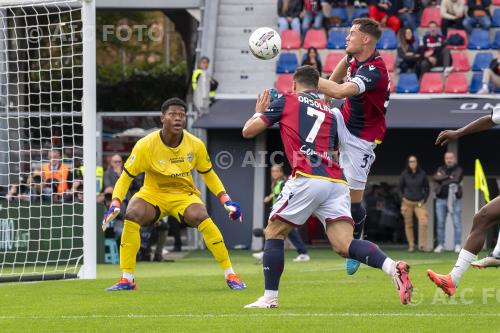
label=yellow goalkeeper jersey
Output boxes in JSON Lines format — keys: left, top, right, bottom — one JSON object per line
{"left": 123, "top": 130, "right": 213, "bottom": 196}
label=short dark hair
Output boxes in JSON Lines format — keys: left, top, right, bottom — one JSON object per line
{"left": 161, "top": 97, "right": 188, "bottom": 114}
{"left": 352, "top": 18, "right": 382, "bottom": 40}
{"left": 293, "top": 65, "right": 320, "bottom": 89}
{"left": 429, "top": 20, "right": 437, "bottom": 26}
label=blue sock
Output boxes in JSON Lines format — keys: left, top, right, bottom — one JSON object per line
{"left": 351, "top": 203, "right": 366, "bottom": 240}
{"left": 263, "top": 239, "right": 285, "bottom": 291}
{"left": 348, "top": 239, "right": 387, "bottom": 269}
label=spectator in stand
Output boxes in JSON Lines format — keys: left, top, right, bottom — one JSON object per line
{"left": 354, "top": 0, "right": 369, "bottom": 8}
{"left": 477, "top": 48, "right": 500, "bottom": 94}
{"left": 5, "top": 178, "right": 30, "bottom": 202}
{"left": 399, "top": 155, "right": 430, "bottom": 252}
{"left": 277, "top": 0, "right": 303, "bottom": 35}
{"left": 301, "top": 47, "right": 323, "bottom": 74}
{"left": 396, "top": 0, "right": 417, "bottom": 30}
{"left": 369, "top": 0, "right": 401, "bottom": 33}
{"left": 192, "top": 56, "right": 218, "bottom": 111}
{"left": 321, "top": 0, "right": 348, "bottom": 28}
{"left": 418, "top": 21, "right": 452, "bottom": 78}
{"left": 398, "top": 27, "right": 421, "bottom": 72}
{"left": 463, "top": 0, "right": 491, "bottom": 33}
{"left": 433, "top": 151, "right": 463, "bottom": 254}
{"left": 41, "top": 149, "right": 74, "bottom": 202}
{"left": 302, "top": 0, "right": 323, "bottom": 34}
{"left": 103, "top": 154, "right": 124, "bottom": 190}
{"left": 440, "top": 0, "right": 465, "bottom": 36}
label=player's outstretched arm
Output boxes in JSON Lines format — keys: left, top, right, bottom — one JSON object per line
{"left": 435, "top": 110, "right": 499, "bottom": 146}
{"left": 329, "top": 55, "right": 349, "bottom": 84}
{"left": 101, "top": 172, "right": 134, "bottom": 231}
{"left": 318, "top": 78, "right": 359, "bottom": 99}
{"left": 242, "top": 90, "right": 271, "bottom": 138}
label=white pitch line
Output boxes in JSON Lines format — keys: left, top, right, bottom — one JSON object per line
{"left": 0, "top": 313, "right": 498, "bottom": 320}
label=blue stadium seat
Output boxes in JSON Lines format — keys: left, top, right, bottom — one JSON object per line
{"left": 472, "top": 52, "right": 493, "bottom": 71}
{"left": 376, "top": 29, "right": 397, "bottom": 50}
{"left": 327, "top": 30, "right": 347, "bottom": 49}
{"left": 396, "top": 73, "right": 419, "bottom": 93}
{"left": 331, "top": 8, "right": 350, "bottom": 27}
{"left": 276, "top": 52, "right": 298, "bottom": 73}
{"left": 351, "top": 8, "right": 369, "bottom": 20}
{"left": 492, "top": 8, "right": 500, "bottom": 27}
{"left": 493, "top": 31, "right": 500, "bottom": 49}
{"left": 469, "top": 72, "right": 493, "bottom": 93}
{"left": 468, "top": 29, "right": 490, "bottom": 50}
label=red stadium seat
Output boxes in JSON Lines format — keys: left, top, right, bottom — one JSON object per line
{"left": 446, "top": 29, "right": 468, "bottom": 50}
{"left": 281, "top": 30, "right": 301, "bottom": 50}
{"left": 323, "top": 52, "right": 344, "bottom": 75}
{"left": 451, "top": 52, "right": 470, "bottom": 72}
{"left": 420, "top": 7, "right": 442, "bottom": 27}
{"left": 380, "top": 51, "right": 395, "bottom": 72}
{"left": 419, "top": 72, "right": 443, "bottom": 93}
{"left": 390, "top": 72, "right": 396, "bottom": 93}
{"left": 275, "top": 73, "right": 293, "bottom": 93}
{"left": 303, "top": 29, "right": 327, "bottom": 49}
{"left": 494, "top": 0, "right": 500, "bottom": 5}
{"left": 444, "top": 72, "right": 468, "bottom": 93}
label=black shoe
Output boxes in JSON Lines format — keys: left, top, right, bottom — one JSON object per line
{"left": 153, "top": 253, "right": 163, "bottom": 262}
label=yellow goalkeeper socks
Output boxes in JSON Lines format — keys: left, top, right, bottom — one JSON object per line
{"left": 198, "top": 218, "right": 232, "bottom": 271}
{"left": 120, "top": 220, "right": 141, "bottom": 278}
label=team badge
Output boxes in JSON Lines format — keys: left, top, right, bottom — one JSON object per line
{"left": 187, "top": 153, "right": 193, "bottom": 163}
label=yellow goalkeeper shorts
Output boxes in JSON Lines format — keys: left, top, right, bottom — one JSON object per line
{"left": 131, "top": 188, "right": 204, "bottom": 223}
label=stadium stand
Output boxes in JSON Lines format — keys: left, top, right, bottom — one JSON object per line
{"left": 492, "top": 31, "right": 500, "bottom": 49}
{"left": 281, "top": 29, "right": 301, "bottom": 49}
{"left": 468, "top": 29, "right": 491, "bottom": 50}
{"left": 472, "top": 52, "right": 493, "bottom": 71}
{"left": 376, "top": 29, "right": 398, "bottom": 50}
{"left": 420, "top": 7, "right": 442, "bottom": 27}
{"left": 331, "top": 8, "right": 350, "bottom": 27}
{"left": 327, "top": 29, "right": 347, "bottom": 49}
{"left": 419, "top": 72, "right": 444, "bottom": 93}
{"left": 492, "top": 8, "right": 500, "bottom": 27}
{"left": 444, "top": 72, "right": 469, "bottom": 93}
{"left": 446, "top": 29, "right": 468, "bottom": 50}
{"left": 469, "top": 72, "right": 486, "bottom": 93}
{"left": 323, "top": 52, "right": 344, "bottom": 75}
{"left": 380, "top": 51, "right": 395, "bottom": 72}
{"left": 396, "top": 73, "right": 419, "bottom": 93}
{"left": 276, "top": 52, "right": 299, "bottom": 73}
{"left": 351, "top": 7, "right": 369, "bottom": 20}
{"left": 303, "top": 29, "right": 327, "bottom": 49}
{"left": 451, "top": 52, "right": 470, "bottom": 72}
{"left": 275, "top": 73, "right": 294, "bottom": 93}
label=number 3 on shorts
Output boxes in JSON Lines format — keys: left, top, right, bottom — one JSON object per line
{"left": 360, "top": 153, "right": 374, "bottom": 175}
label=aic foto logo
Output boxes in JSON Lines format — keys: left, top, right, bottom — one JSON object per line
{"left": 0, "top": 219, "right": 29, "bottom": 251}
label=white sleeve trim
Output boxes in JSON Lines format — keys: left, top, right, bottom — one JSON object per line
{"left": 492, "top": 106, "right": 500, "bottom": 125}
{"left": 350, "top": 77, "right": 365, "bottom": 95}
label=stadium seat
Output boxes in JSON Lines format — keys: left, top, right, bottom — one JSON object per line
{"left": 492, "top": 31, "right": 500, "bottom": 49}
{"left": 303, "top": 29, "right": 327, "bottom": 49}
{"left": 495, "top": 0, "right": 500, "bottom": 4}
{"left": 450, "top": 52, "right": 470, "bottom": 72}
{"left": 444, "top": 72, "right": 468, "bottom": 93}
{"left": 379, "top": 51, "right": 395, "bottom": 72}
{"left": 396, "top": 73, "right": 419, "bottom": 93}
{"left": 323, "top": 52, "right": 344, "bottom": 75}
{"left": 468, "top": 29, "right": 490, "bottom": 50}
{"left": 469, "top": 72, "right": 491, "bottom": 93}
{"left": 419, "top": 72, "right": 443, "bottom": 93}
{"left": 327, "top": 30, "right": 347, "bottom": 49}
{"left": 492, "top": 8, "right": 500, "bottom": 27}
{"left": 351, "top": 7, "right": 369, "bottom": 20}
{"left": 276, "top": 52, "right": 298, "bottom": 73}
{"left": 280, "top": 30, "right": 301, "bottom": 50}
{"left": 275, "top": 74, "right": 293, "bottom": 93}
{"left": 330, "top": 8, "right": 350, "bottom": 27}
{"left": 420, "top": 7, "right": 442, "bottom": 27}
{"left": 446, "top": 29, "right": 468, "bottom": 50}
{"left": 390, "top": 72, "right": 396, "bottom": 93}
{"left": 472, "top": 52, "right": 493, "bottom": 71}
{"left": 376, "top": 29, "right": 397, "bottom": 50}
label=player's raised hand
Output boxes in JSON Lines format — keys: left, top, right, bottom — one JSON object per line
{"left": 101, "top": 198, "right": 121, "bottom": 232}
{"left": 435, "top": 130, "right": 459, "bottom": 146}
{"left": 255, "top": 89, "right": 271, "bottom": 113}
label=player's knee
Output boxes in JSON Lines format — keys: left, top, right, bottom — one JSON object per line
{"left": 125, "top": 207, "right": 145, "bottom": 225}
{"left": 472, "top": 207, "right": 495, "bottom": 231}
{"left": 183, "top": 205, "right": 209, "bottom": 227}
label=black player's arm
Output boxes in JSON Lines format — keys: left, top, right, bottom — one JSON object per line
{"left": 318, "top": 77, "right": 359, "bottom": 99}
{"left": 435, "top": 115, "right": 497, "bottom": 146}
{"left": 329, "top": 56, "right": 349, "bottom": 84}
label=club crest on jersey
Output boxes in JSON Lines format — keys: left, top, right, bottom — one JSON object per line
{"left": 187, "top": 153, "right": 193, "bottom": 163}
{"left": 128, "top": 154, "right": 135, "bottom": 165}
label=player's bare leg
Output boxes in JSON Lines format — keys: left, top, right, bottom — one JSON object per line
{"left": 244, "top": 218, "right": 295, "bottom": 308}
{"left": 183, "top": 203, "right": 246, "bottom": 289}
{"left": 346, "top": 188, "right": 366, "bottom": 275}
{"left": 107, "top": 197, "right": 157, "bottom": 291}
{"left": 428, "top": 196, "right": 500, "bottom": 296}
{"left": 326, "top": 220, "right": 413, "bottom": 305}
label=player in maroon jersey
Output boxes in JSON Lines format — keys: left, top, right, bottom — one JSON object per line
{"left": 317, "top": 18, "right": 390, "bottom": 275}
{"left": 241, "top": 66, "right": 412, "bottom": 308}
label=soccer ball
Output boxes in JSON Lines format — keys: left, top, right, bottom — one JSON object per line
{"left": 248, "top": 27, "right": 281, "bottom": 60}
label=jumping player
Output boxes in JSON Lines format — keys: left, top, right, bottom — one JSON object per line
{"left": 316, "top": 18, "right": 390, "bottom": 275}
{"left": 102, "top": 97, "right": 246, "bottom": 291}
{"left": 241, "top": 66, "right": 412, "bottom": 308}
{"left": 428, "top": 106, "right": 500, "bottom": 296}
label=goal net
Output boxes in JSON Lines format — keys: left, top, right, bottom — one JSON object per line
{"left": 0, "top": 0, "right": 95, "bottom": 282}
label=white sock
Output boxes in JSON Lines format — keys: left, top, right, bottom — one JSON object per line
{"left": 492, "top": 230, "right": 500, "bottom": 258}
{"left": 449, "top": 249, "right": 476, "bottom": 287}
{"left": 482, "top": 83, "right": 489, "bottom": 90}
{"left": 264, "top": 290, "right": 278, "bottom": 299}
{"left": 122, "top": 272, "right": 134, "bottom": 282}
{"left": 224, "top": 267, "right": 235, "bottom": 278}
{"left": 381, "top": 258, "right": 396, "bottom": 277}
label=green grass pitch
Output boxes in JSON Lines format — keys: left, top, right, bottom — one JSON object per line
{"left": 1, "top": 249, "right": 498, "bottom": 332}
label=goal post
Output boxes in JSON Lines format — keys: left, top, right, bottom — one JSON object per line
{"left": 0, "top": 0, "right": 96, "bottom": 282}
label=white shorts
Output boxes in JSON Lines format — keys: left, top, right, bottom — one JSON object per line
{"left": 338, "top": 129, "right": 377, "bottom": 190}
{"left": 269, "top": 176, "right": 353, "bottom": 229}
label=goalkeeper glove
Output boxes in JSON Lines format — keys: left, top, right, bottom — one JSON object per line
{"left": 219, "top": 194, "right": 242, "bottom": 222}
{"left": 101, "top": 198, "right": 121, "bottom": 232}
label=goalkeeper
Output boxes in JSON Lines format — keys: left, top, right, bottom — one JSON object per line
{"left": 102, "top": 98, "right": 246, "bottom": 291}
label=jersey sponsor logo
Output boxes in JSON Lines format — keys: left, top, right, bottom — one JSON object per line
{"left": 299, "top": 145, "right": 333, "bottom": 161}
{"left": 128, "top": 154, "right": 135, "bottom": 165}
{"left": 357, "top": 74, "right": 372, "bottom": 83}
{"left": 167, "top": 171, "right": 191, "bottom": 178}
{"left": 169, "top": 157, "right": 185, "bottom": 164}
